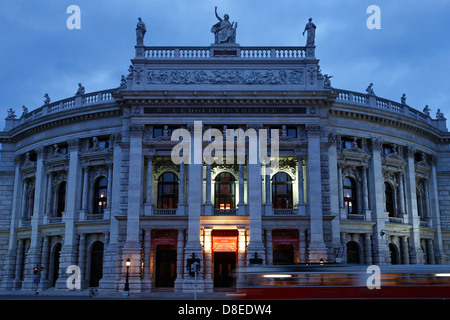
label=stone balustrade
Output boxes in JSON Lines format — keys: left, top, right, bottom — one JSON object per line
{"left": 138, "top": 45, "right": 312, "bottom": 59}
{"left": 333, "top": 88, "right": 447, "bottom": 131}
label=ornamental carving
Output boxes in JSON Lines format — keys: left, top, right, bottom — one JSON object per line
{"left": 146, "top": 69, "right": 305, "bottom": 85}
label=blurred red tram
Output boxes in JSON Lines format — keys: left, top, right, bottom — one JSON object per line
{"left": 237, "top": 264, "right": 450, "bottom": 299}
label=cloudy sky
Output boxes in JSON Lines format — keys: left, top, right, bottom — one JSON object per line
{"left": 0, "top": 0, "right": 449, "bottom": 130}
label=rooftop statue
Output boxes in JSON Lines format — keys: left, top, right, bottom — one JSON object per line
{"left": 136, "top": 17, "right": 146, "bottom": 46}
{"left": 365, "top": 83, "right": 375, "bottom": 96}
{"left": 436, "top": 108, "right": 445, "bottom": 119}
{"left": 302, "top": 18, "right": 316, "bottom": 46}
{"left": 423, "top": 105, "right": 431, "bottom": 117}
{"left": 401, "top": 93, "right": 407, "bottom": 105}
{"left": 44, "top": 93, "right": 51, "bottom": 105}
{"left": 76, "top": 83, "right": 85, "bottom": 96}
{"left": 211, "top": 6, "right": 237, "bottom": 44}
{"left": 6, "top": 108, "right": 16, "bottom": 119}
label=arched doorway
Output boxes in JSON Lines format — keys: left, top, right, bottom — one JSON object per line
{"left": 89, "top": 241, "right": 104, "bottom": 287}
{"left": 389, "top": 243, "right": 399, "bottom": 265}
{"left": 346, "top": 241, "right": 360, "bottom": 264}
{"left": 51, "top": 243, "right": 62, "bottom": 287}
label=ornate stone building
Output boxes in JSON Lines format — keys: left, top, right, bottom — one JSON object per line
{"left": 0, "top": 16, "right": 449, "bottom": 294}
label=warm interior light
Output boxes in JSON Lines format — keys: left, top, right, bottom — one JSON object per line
{"left": 435, "top": 273, "right": 450, "bottom": 277}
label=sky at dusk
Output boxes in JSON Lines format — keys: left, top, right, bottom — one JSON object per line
{"left": 0, "top": 0, "right": 449, "bottom": 130}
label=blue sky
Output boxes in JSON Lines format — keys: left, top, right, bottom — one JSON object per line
{"left": 0, "top": 0, "right": 449, "bottom": 130}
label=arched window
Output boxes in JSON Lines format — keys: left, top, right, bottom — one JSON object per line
{"left": 56, "top": 181, "right": 66, "bottom": 217}
{"left": 157, "top": 172, "right": 179, "bottom": 209}
{"left": 389, "top": 243, "right": 399, "bottom": 265}
{"left": 272, "top": 172, "right": 293, "bottom": 209}
{"left": 343, "top": 177, "right": 358, "bottom": 214}
{"left": 214, "top": 172, "right": 235, "bottom": 210}
{"left": 93, "top": 177, "right": 107, "bottom": 215}
{"left": 385, "top": 182, "right": 395, "bottom": 217}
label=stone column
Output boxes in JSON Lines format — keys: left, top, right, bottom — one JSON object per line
{"left": 337, "top": 163, "right": 346, "bottom": 220}
{"left": 305, "top": 125, "right": 327, "bottom": 262}
{"left": 78, "top": 234, "right": 86, "bottom": 287}
{"left": 401, "top": 236, "right": 409, "bottom": 264}
{"left": 45, "top": 173, "right": 53, "bottom": 216}
{"left": 297, "top": 155, "right": 306, "bottom": 215}
{"left": 238, "top": 163, "right": 246, "bottom": 216}
{"left": 299, "top": 229, "right": 307, "bottom": 263}
{"left": 368, "top": 138, "right": 389, "bottom": 264}
{"left": 398, "top": 172, "right": 405, "bottom": 216}
{"left": 13, "top": 239, "right": 25, "bottom": 289}
{"left": 365, "top": 233, "right": 373, "bottom": 265}
{"left": 144, "top": 156, "right": 153, "bottom": 216}
{"left": 236, "top": 227, "right": 247, "bottom": 288}
{"left": 429, "top": 155, "right": 446, "bottom": 264}
{"left": 264, "top": 162, "right": 272, "bottom": 216}
{"left": 265, "top": 229, "right": 273, "bottom": 264}
{"left": 142, "top": 229, "right": 152, "bottom": 290}
{"left": 106, "top": 163, "right": 113, "bottom": 218}
{"left": 183, "top": 122, "right": 204, "bottom": 291}
{"left": 362, "top": 166, "right": 370, "bottom": 213}
{"left": 21, "top": 180, "right": 28, "bottom": 221}
{"left": 204, "top": 164, "right": 212, "bottom": 216}
{"left": 426, "top": 239, "right": 435, "bottom": 264}
{"left": 174, "top": 229, "right": 185, "bottom": 292}
{"left": 122, "top": 124, "right": 145, "bottom": 293}
{"left": 23, "top": 147, "right": 46, "bottom": 290}
{"left": 2, "top": 159, "right": 23, "bottom": 290}
{"left": 246, "top": 152, "right": 265, "bottom": 262}
{"left": 80, "top": 166, "right": 89, "bottom": 218}
{"left": 178, "top": 161, "right": 186, "bottom": 216}
{"left": 404, "top": 146, "right": 424, "bottom": 264}
{"left": 100, "top": 133, "right": 122, "bottom": 292}
{"left": 56, "top": 139, "right": 82, "bottom": 289}
{"left": 203, "top": 227, "right": 213, "bottom": 292}
{"left": 39, "top": 236, "right": 50, "bottom": 289}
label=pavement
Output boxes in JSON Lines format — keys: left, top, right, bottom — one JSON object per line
{"left": 0, "top": 288, "right": 242, "bottom": 300}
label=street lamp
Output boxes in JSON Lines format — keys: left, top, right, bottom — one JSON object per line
{"left": 124, "top": 258, "right": 131, "bottom": 296}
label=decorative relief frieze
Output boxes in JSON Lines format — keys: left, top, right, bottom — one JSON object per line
{"left": 146, "top": 69, "right": 305, "bottom": 85}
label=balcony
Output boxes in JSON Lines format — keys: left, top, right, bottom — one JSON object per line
{"left": 273, "top": 208, "right": 296, "bottom": 215}
{"left": 213, "top": 208, "right": 237, "bottom": 216}
{"left": 153, "top": 208, "right": 177, "bottom": 216}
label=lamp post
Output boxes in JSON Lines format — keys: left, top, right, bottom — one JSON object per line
{"left": 124, "top": 258, "right": 131, "bottom": 296}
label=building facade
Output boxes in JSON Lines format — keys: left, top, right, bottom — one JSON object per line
{"left": 0, "top": 20, "right": 449, "bottom": 294}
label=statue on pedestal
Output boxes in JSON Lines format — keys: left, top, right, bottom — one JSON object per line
{"left": 211, "top": 6, "right": 237, "bottom": 44}
{"left": 136, "top": 17, "right": 146, "bottom": 46}
{"left": 302, "top": 18, "right": 316, "bottom": 46}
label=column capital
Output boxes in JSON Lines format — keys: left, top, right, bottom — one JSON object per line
{"left": 68, "top": 139, "right": 80, "bottom": 152}
{"left": 129, "top": 124, "right": 145, "bottom": 138}
{"left": 305, "top": 124, "right": 321, "bottom": 137}
{"left": 371, "top": 138, "right": 383, "bottom": 151}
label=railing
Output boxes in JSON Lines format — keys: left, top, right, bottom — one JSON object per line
{"left": 388, "top": 216, "right": 404, "bottom": 224}
{"left": 48, "top": 216, "right": 63, "bottom": 224}
{"left": 86, "top": 213, "right": 104, "bottom": 221}
{"left": 214, "top": 208, "right": 237, "bottom": 215}
{"left": 141, "top": 46, "right": 311, "bottom": 60}
{"left": 347, "top": 214, "right": 365, "bottom": 221}
{"left": 333, "top": 88, "right": 446, "bottom": 131}
{"left": 7, "top": 88, "right": 117, "bottom": 130}
{"left": 273, "top": 208, "right": 296, "bottom": 215}
{"left": 153, "top": 208, "right": 177, "bottom": 215}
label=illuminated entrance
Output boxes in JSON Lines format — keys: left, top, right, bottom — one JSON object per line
{"left": 212, "top": 230, "right": 238, "bottom": 288}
